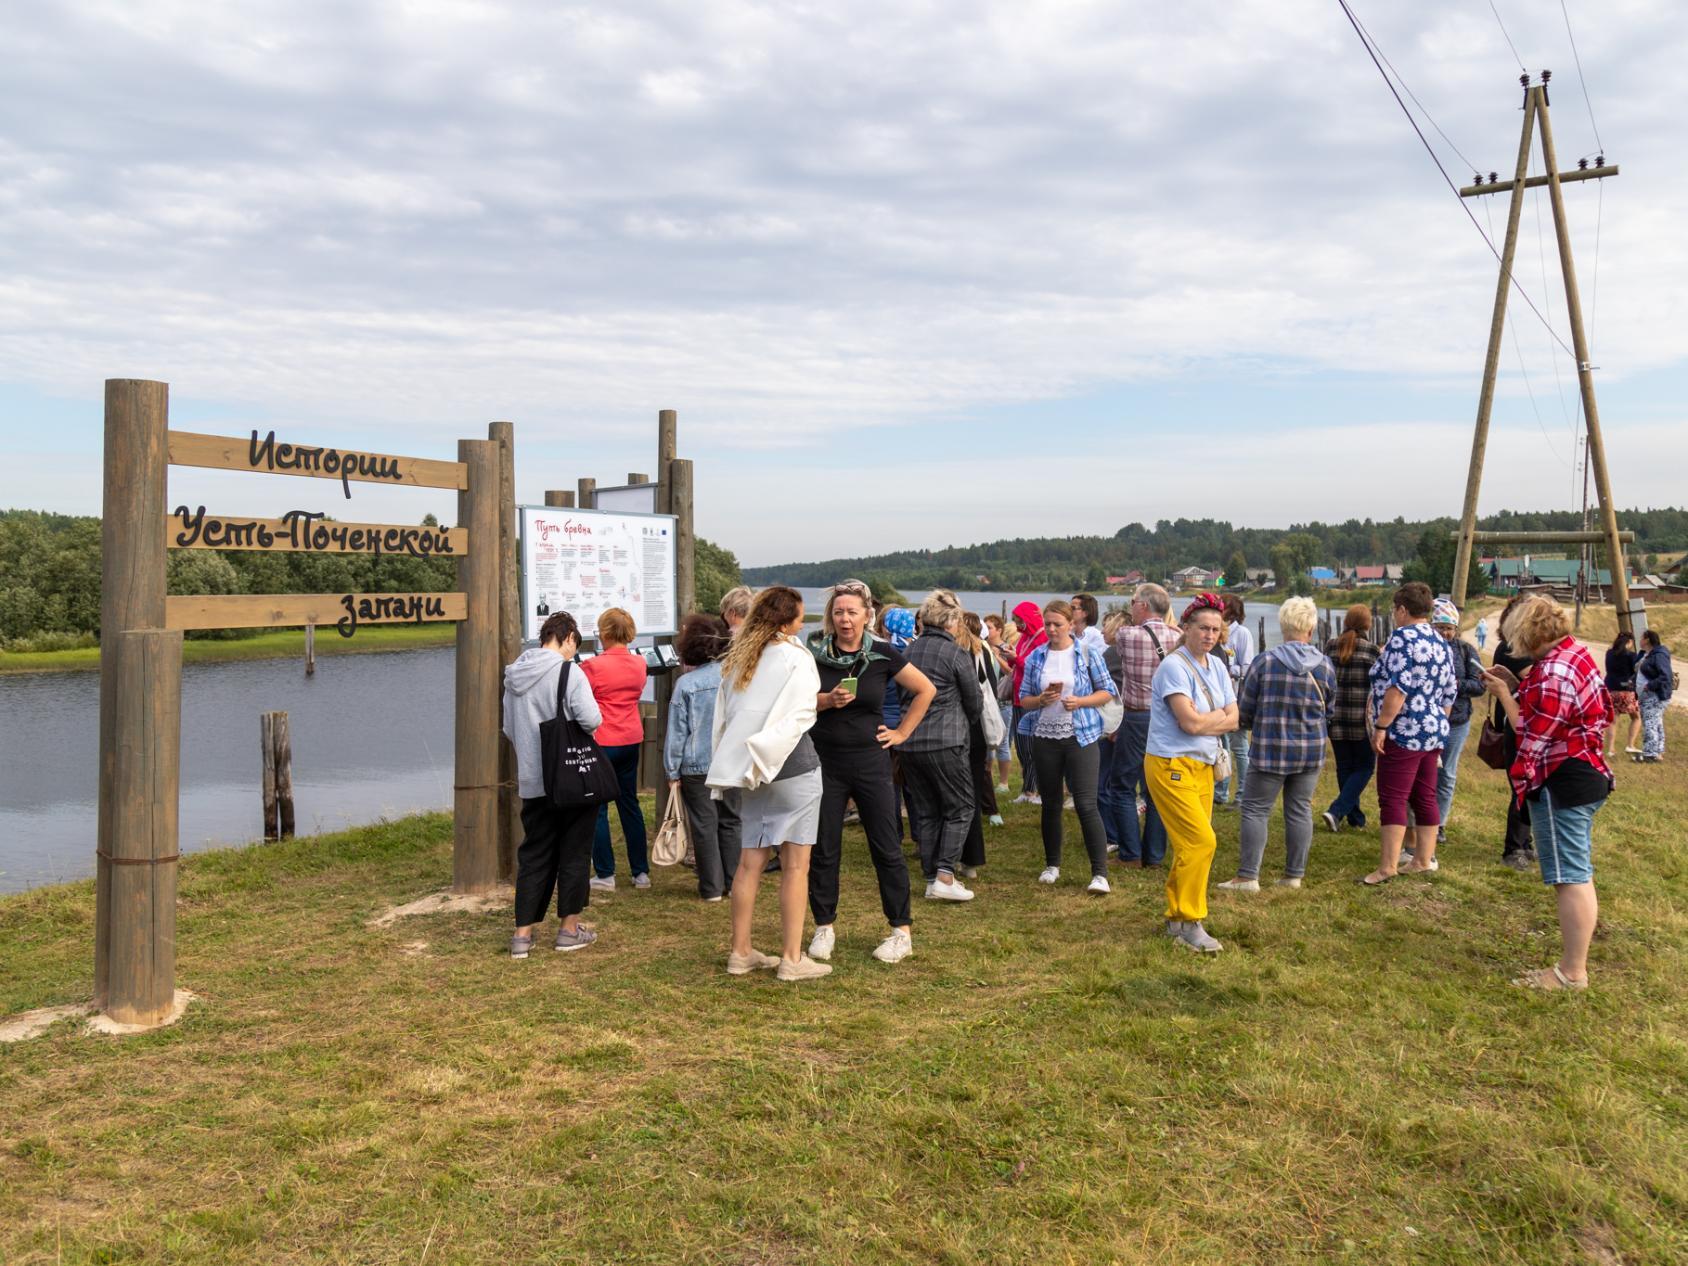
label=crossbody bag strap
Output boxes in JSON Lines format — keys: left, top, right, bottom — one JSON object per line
{"left": 1176, "top": 647, "right": 1219, "bottom": 710}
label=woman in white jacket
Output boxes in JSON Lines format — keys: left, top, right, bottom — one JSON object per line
{"left": 707, "top": 585, "right": 828, "bottom": 981}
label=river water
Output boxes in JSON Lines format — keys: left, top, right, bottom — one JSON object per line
{"left": 0, "top": 590, "right": 1336, "bottom": 894}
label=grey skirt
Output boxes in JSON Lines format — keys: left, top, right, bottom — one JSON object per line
{"left": 738, "top": 767, "right": 823, "bottom": 848}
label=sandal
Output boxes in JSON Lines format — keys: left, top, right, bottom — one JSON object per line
{"left": 1355, "top": 873, "right": 1393, "bottom": 887}
{"left": 1511, "top": 964, "right": 1588, "bottom": 991}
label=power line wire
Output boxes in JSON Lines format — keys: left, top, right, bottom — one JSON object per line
{"left": 1486, "top": 0, "right": 1528, "bottom": 73}
{"left": 1558, "top": 0, "right": 1605, "bottom": 152}
{"left": 1345, "top": 3, "right": 1482, "bottom": 174}
{"left": 1333, "top": 0, "right": 1576, "bottom": 360}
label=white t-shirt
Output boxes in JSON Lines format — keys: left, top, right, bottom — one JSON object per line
{"left": 1034, "top": 646, "right": 1077, "bottom": 738}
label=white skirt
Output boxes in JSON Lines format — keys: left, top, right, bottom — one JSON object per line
{"left": 737, "top": 767, "right": 823, "bottom": 848}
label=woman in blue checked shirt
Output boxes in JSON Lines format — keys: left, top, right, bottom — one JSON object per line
{"left": 1216, "top": 597, "right": 1336, "bottom": 892}
{"left": 1017, "top": 599, "right": 1120, "bottom": 893}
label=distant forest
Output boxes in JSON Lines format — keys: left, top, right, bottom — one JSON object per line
{"left": 742, "top": 509, "right": 1688, "bottom": 592}
{"left": 0, "top": 509, "right": 744, "bottom": 649}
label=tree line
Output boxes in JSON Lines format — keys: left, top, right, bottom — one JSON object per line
{"left": 0, "top": 509, "right": 743, "bottom": 648}
{"left": 742, "top": 508, "right": 1688, "bottom": 594}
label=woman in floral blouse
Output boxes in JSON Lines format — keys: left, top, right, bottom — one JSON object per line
{"left": 1483, "top": 595, "right": 1612, "bottom": 989}
{"left": 1359, "top": 583, "right": 1458, "bottom": 886}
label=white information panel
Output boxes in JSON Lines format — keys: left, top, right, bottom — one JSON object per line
{"left": 520, "top": 506, "right": 678, "bottom": 642}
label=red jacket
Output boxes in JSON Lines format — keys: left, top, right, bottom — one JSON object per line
{"left": 582, "top": 645, "right": 647, "bottom": 747}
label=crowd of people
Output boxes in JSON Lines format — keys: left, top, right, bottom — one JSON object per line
{"left": 501, "top": 579, "right": 1671, "bottom": 991}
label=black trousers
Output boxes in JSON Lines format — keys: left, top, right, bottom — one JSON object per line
{"left": 900, "top": 745, "right": 975, "bottom": 882}
{"left": 1031, "top": 735, "right": 1109, "bottom": 878}
{"left": 960, "top": 723, "right": 993, "bottom": 868}
{"left": 810, "top": 745, "right": 912, "bottom": 927}
{"left": 1012, "top": 706, "right": 1038, "bottom": 795}
{"left": 1501, "top": 719, "right": 1534, "bottom": 857}
{"left": 514, "top": 796, "right": 596, "bottom": 925}
{"left": 678, "top": 774, "right": 741, "bottom": 900}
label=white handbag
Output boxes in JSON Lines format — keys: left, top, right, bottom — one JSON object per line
{"left": 651, "top": 790, "right": 691, "bottom": 867}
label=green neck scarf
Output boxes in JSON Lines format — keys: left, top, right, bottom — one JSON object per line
{"left": 807, "top": 630, "right": 890, "bottom": 675}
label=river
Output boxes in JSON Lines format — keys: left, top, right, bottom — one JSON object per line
{"left": 0, "top": 590, "right": 1341, "bottom": 894}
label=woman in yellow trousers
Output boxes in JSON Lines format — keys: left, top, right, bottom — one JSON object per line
{"left": 1144, "top": 593, "right": 1239, "bottom": 953}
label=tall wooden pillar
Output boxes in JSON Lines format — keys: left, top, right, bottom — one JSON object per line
{"left": 454, "top": 439, "right": 502, "bottom": 894}
{"left": 96, "top": 379, "right": 171, "bottom": 1013}
{"left": 488, "top": 421, "right": 521, "bottom": 882}
{"left": 652, "top": 410, "right": 681, "bottom": 814}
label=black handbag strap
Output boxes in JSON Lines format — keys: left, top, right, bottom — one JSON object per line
{"left": 555, "top": 658, "right": 571, "bottom": 719}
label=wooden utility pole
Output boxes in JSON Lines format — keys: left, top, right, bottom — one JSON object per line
{"left": 1451, "top": 76, "right": 1628, "bottom": 632}
{"left": 1450, "top": 81, "right": 1539, "bottom": 612}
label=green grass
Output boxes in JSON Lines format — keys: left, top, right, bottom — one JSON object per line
{"left": 2, "top": 715, "right": 1686, "bottom": 1263}
{"left": 0, "top": 623, "right": 458, "bottom": 675}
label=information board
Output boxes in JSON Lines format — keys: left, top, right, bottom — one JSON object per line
{"left": 519, "top": 506, "right": 678, "bottom": 641}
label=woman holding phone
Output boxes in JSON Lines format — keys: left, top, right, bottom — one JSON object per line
{"left": 805, "top": 580, "right": 935, "bottom": 965}
{"left": 1017, "top": 599, "right": 1119, "bottom": 892}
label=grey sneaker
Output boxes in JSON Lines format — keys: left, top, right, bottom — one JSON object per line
{"left": 555, "top": 925, "right": 597, "bottom": 952}
{"left": 1175, "top": 921, "right": 1223, "bottom": 953}
{"left": 632, "top": 872, "right": 651, "bottom": 889}
{"left": 589, "top": 875, "right": 615, "bottom": 891}
{"left": 1163, "top": 919, "right": 1184, "bottom": 938}
{"left": 509, "top": 932, "right": 534, "bottom": 959}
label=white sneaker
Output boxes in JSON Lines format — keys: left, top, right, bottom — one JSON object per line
{"left": 632, "top": 872, "right": 651, "bottom": 889}
{"left": 1038, "top": 866, "right": 1060, "bottom": 885}
{"left": 589, "top": 875, "right": 615, "bottom": 891}
{"left": 1012, "top": 793, "right": 1034, "bottom": 805}
{"left": 872, "top": 928, "right": 913, "bottom": 963}
{"left": 775, "top": 955, "right": 833, "bottom": 982}
{"left": 1216, "top": 877, "right": 1260, "bottom": 892}
{"left": 1087, "top": 875, "right": 1111, "bottom": 895}
{"left": 925, "top": 877, "right": 975, "bottom": 901}
{"left": 725, "top": 948, "right": 779, "bottom": 975}
{"left": 1276, "top": 877, "right": 1303, "bottom": 889}
{"left": 996, "top": 783, "right": 1010, "bottom": 793}
{"left": 1026, "top": 794, "right": 1043, "bottom": 806}
{"left": 1063, "top": 797, "right": 1075, "bottom": 810}
{"left": 987, "top": 814, "right": 1004, "bottom": 827}
{"left": 808, "top": 925, "right": 835, "bottom": 961}
{"left": 958, "top": 864, "right": 979, "bottom": 879}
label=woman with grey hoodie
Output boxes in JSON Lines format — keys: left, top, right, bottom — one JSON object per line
{"left": 1217, "top": 597, "right": 1337, "bottom": 891}
{"left": 502, "top": 610, "right": 604, "bottom": 958}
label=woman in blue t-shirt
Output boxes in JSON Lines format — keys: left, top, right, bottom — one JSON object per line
{"left": 1144, "top": 593, "right": 1238, "bottom": 954}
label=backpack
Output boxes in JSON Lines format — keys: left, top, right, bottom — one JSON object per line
{"left": 540, "top": 661, "right": 620, "bottom": 808}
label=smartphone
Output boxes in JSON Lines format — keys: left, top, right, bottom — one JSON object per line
{"left": 839, "top": 676, "right": 859, "bottom": 697}
{"left": 1047, "top": 681, "right": 1065, "bottom": 694}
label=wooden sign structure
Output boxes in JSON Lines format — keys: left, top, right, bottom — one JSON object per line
{"left": 96, "top": 379, "right": 508, "bottom": 1027}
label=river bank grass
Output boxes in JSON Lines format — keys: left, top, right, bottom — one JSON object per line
{"left": 3, "top": 713, "right": 1686, "bottom": 1263}
{"left": 0, "top": 623, "right": 458, "bottom": 675}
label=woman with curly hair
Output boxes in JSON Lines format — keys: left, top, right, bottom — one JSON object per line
{"left": 1144, "top": 593, "right": 1238, "bottom": 952}
{"left": 1482, "top": 595, "right": 1613, "bottom": 989}
{"left": 707, "top": 586, "right": 828, "bottom": 981}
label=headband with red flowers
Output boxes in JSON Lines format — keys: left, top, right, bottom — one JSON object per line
{"left": 1181, "top": 592, "right": 1225, "bottom": 623}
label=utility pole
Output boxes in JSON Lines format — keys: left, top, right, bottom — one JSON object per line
{"left": 1450, "top": 74, "right": 1629, "bottom": 634}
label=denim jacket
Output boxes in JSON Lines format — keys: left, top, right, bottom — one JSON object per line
{"left": 665, "top": 661, "right": 722, "bottom": 778}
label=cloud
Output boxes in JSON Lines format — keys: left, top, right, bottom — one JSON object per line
{"left": 3, "top": 0, "right": 1684, "bottom": 562}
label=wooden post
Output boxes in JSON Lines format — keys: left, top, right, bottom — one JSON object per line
{"left": 577, "top": 478, "right": 597, "bottom": 510}
{"left": 544, "top": 490, "right": 576, "bottom": 508}
{"left": 104, "top": 627, "right": 183, "bottom": 1027}
{"left": 627, "top": 472, "right": 650, "bottom": 485}
{"left": 671, "top": 458, "right": 696, "bottom": 618}
{"left": 454, "top": 438, "right": 501, "bottom": 894}
{"left": 489, "top": 421, "right": 522, "bottom": 882}
{"left": 304, "top": 622, "right": 315, "bottom": 676}
{"left": 97, "top": 379, "right": 170, "bottom": 1010}
{"left": 657, "top": 409, "right": 678, "bottom": 508}
{"left": 1451, "top": 85, "right": 1539, "bottom": 612}
{"left": 1536, "top": 93, "right": 1633, "bottom": 635}
{"left": 273, "top": 711, "right": 295, "bottom": 840}
{"left": 261, "top": 712, "right": 278, "bottom": 840}
{"left": 652, "top": 410, "right": 681, "bottom": 817}
{"left": 1257, "top": 614, "right": 1266, "bottom": 654}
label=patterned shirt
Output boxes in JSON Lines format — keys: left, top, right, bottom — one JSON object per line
{"left": 1369, "top": 622, "right": 1458, "bottom": 750}
{"left": 1323, "top": 636, "right": 1380, "bottom": 742}
{"left": 1114, "top": 619, "right": 1180, "bottom": 711}
{"left": 900, "top": 629, "right": 982, "bottom": 753}
{"left": 1511, "top": 637, "right": 1614, "bottom": 803}
{"left": 1018, "top": 640, "right": 1118, "bottom": 747}
{"left": 1237, "top": 643, "right": 1338, "bottom": 774}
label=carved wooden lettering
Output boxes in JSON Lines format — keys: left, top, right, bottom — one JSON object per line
{"left": 167, "top": 506, "right": 466, "bottom": 557}
{"left": 164, "top": 592, "right": 468, "bottom": 632}
{"left": 167, "top": 430, "right": 469, "bottom": 495}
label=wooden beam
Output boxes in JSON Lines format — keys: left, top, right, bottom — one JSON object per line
{"left": 166, "top": 508, "right": 466, "bottom": 556}
{"left": 167, "top": 429, "right": 468, "bottom": 494}
{"left": 1453, "top": 530, "right": 1636, "bottom": 545}
{"left": 453, "top": 439, "right": 502, "bottom": 894}
{"left": 165, "top": 591, "right": 467, "bottom": 632}
{"left": 97, "top": 379, "right": 171, "bottom": 1011}
{"left": 1460, "top": 164, "right": 1617, "bottom": 197}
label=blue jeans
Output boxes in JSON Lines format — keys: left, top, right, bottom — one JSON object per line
{"left": 592, "top": 744, "right": 649, "bottom": 878}
{"left": 1528, "top": 787, "right": 1601, "bottom": 885}
{"left": 1641, "top": 692, "right": 1667, "bottom": 758}
{"left": 1435, "top": 718, "right": 1471, "bottom": 827}
{"left": 1326, "top": 738, "right": 1374, "bottom": 827}
{"left": 1215, "top": 728, "right": 1251, "bottom": 804}
{"left": 1103, "top": 710, "right": 1165, "bottom": 864}
{"left": 1096, "top": 729, "right": 1117, "bottom": 843}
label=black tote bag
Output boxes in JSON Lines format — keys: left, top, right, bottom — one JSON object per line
{"left": 540, "top": 661, "right": 619, "bottom": 808}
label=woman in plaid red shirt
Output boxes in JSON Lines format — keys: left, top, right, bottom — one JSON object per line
{"left": 1483, "top": 596, "right": 1614, "bottom": 991}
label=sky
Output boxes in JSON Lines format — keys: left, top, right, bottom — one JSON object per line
{"left": 4, "top": 0, "right": 1684, "bottom": 566}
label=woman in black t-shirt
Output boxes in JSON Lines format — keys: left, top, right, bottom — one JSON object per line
{"left": 805, "top": 580, "right": 935, "bottom": 966}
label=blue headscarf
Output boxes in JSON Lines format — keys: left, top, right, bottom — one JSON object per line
{"left": 883, "top": 608, "right": 915, "bottom": 650}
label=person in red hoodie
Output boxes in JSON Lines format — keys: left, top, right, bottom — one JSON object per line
{"left": 583, "top": 607, "right": 650, "bottom": 889}
{"left": 1009, "top": 601, "right": 1048, "bottom": 804}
